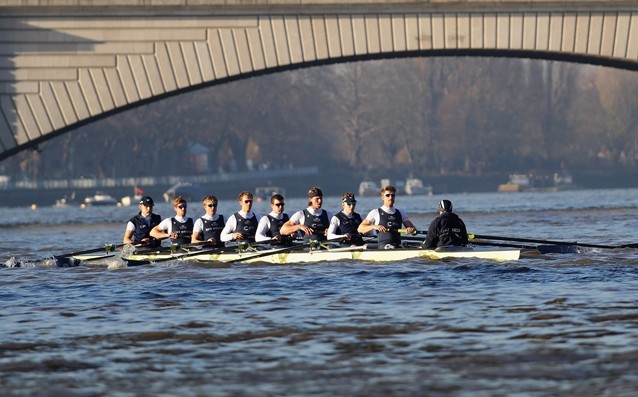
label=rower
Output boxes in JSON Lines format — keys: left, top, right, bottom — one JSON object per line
{"left": 328, "top": 192, "right": 366, "bottom": 246}
{"left": 191, "top": 195, "right": 225, "bottom": 248}
{"left": 220, "top": 191, "right": 258, "bottom": 244}
{"left": 358, "top": 185, "right": 416, "bottom": 248}
{"left": 150, "top": 196, "right": 194, "bottom": 245}
{"left": 422, "top": 199, "right": 469, "bottom": 250}
{"left": 123, "top": 195, "right": 162, "bottom": 247}
{"left": 280, "top": 186, "right": 332, "bottom": 244}
{"left": 255, "top": 194, "right": 296, "bottom": 247}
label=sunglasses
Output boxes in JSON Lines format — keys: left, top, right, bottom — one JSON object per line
{"left": 273, "top": 203, "right": 285, "bottom": 207}
{"left": 344, "top": 202, "right": 356, "bottom": 206}
{"left": 177, "top": 204, "right": 187, "bottom": 209}
{"left": 243, "top": 200, "right": 253, "bottom": 204}
{"left": 207, "top": 203, "right": 218, "bottom": 208}
{"left": 384, "top": 193, "right": 396, "bottom": 197}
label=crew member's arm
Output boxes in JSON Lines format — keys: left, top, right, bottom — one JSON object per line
{"left": 357, "top": 210, "right": 384, "bottom": 234}
{"left": 327, "top": 216, "right": 347, "bottom": 240}
{"left": 402, "top": 219, "right": 417, "bottom": 235}
{"left": 150, "top": 219, "right": 172, "bottom": 240}
{"left": 255, "top": 216, "right": 271, "bottom": 242}
{"left": 220, "top": 216, "right": 239, "bottom": 242}
{"left": 123, "top": 222, "right": 135, "bottom": 244}
{"left": 460, "top": 219, "right": 469, "bottom": 246}
{"left": 279, "top": 212, "right": 312, "bottom": 236}
{"left": 191, "top": 218, "right": 203, "bottom": 243}
{"left": 422, "top": 220, "right": 437, "bottom": 248}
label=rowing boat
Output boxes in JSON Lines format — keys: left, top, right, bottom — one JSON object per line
{"left": 118, "top": 245, "right": 520, "bottom": 266}
{"left": 194, "top": 246, "right": 520, "bottom": 263}
{"left": 9, "top": 245, "right": 520, "bottom": 268}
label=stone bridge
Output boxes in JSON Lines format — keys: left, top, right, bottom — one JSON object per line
{"left": 1, "top": 0, "right": 637, "bottom": 161}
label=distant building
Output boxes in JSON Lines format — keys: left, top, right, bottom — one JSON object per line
{"left": 187, "top": 142, "right": 210, "bottom": 173}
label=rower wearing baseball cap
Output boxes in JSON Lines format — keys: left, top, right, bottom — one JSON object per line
{"left": 123, "top": 195, "right": 162, "bottom": 247}
{"left": 280, "top": 186, "right": 332, "bottom": 243}
{"left": 327, "top": 192, "right": 366, "bottom": 246}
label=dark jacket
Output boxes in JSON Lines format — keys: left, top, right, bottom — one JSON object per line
{"left": 423, "top": 212, "right": 468, "bottom": 249}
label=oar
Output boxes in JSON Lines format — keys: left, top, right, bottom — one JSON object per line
{"left": 59, "top": 243, "right": 123, "bottom": 258}
{"left": 54, "top": 243, "right": 124, "bottom": 267}
{"left": 468, "top": 233, "right": 617, "bottom": 249}
{"left": 123, "top": 239, "right": 278, "bottom": 266}
{"left": 617, "top": 243, "right": 638, "bottom": 249}
{"left": 123, "top": 245, "right": 230, "bottom": 266}
{"left": 225, "top": 237, "right": 346, "bottom": 264}
{"left": 399, "top": 234, "right": 546, "bottom": 251}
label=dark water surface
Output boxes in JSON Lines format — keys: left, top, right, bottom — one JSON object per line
{"left": 2, "top": 189, "right": 638, "bottom": 396}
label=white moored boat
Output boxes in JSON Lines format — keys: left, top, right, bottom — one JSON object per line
{"left": 404, "top": 178, "right": 433, "bottom": 196}
{"left": 358, "top": 181, "right": 379, "bottom": 197}
{"left": 83, "top": 191, "right": 118, "bottom": 206}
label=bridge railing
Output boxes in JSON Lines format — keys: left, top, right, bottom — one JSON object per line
{"left": 0, "top": 166, "right": 319, "bottom": 191}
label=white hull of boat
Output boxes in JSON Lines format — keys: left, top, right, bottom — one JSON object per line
{"left": 192, "top": 247, "right": 519, "bottom": 263}
{"left": 104, "top": 245, "right": 520, "bottom": 266}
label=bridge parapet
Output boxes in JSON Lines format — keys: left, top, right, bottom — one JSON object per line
{"left": 1, "top": 0, "right": 637, "bottom": 160}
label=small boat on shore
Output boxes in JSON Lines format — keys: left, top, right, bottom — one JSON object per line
{"left": 254, "top": 186, "right": 286, "bottom": 202}
{"left": 358, "top": 181, "right": 379, "bottom": 197}
{"left": 404, "top": 178, "right": 433, "bottom": 196}
{"left": 497, "top": 172, "right": 578, "bottom": 193}
{"left": 83, "top": 191, "right": 118, "bottom": 206}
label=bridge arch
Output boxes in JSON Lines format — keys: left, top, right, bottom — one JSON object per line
{"left": 1, "top": 1, "right": 637, "bottom": 161}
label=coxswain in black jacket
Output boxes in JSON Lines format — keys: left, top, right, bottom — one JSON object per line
{"left": 423, "top": 199, "right": 469, "bottom": 249}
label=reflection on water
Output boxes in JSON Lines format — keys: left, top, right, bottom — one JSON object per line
{"left": 1, "top": 189, "right": 638, "bottom": 396}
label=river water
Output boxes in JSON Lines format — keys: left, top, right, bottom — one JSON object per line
{"left": 2, "top": 189, "right": 638, "bottom": 396}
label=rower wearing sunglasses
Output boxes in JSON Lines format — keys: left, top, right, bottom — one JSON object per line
{"left": 328, "top": 192, "right": 366, "bottom": 247}
{"left": 255, "top": 194, "right": 295, "bottom": 247}
{"left": 220, "top": 191, "right": 258, "bottom": 243}
{"left": 358, "top": 185, "right": 416, "bottom": 248}
{"left": 191, "top": 195, "right": 226, "bottom": 247}
{"left": 150, "top": 196, "right": 194, "bottom": 245}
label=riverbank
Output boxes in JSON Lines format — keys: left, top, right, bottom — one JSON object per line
{"left": 1, "top": 169, "right": 636, "bottom": 208}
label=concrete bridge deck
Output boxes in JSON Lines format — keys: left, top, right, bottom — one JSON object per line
{"left": 1, "top": 0, "right": 637, "bottom": 161}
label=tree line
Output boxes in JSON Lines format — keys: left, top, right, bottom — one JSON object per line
{"left": 2, "top": 56, "right": 638, "bottom": 182}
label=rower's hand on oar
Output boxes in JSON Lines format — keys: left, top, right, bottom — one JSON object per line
{"left": 373, "top": 225, "right": 386, "bottom": 233}
{"left": 298, "top": 225, "right": 314, "bottom": 236}
{"left": 270, "top": 234, "right": 290, "bottom": 244}
{"left": 231, "top": 232, "right": 245, "bottom": 240}
{"left": 138, "top": 237, "right": 154, "bottom": 246}
{"left": 398, "top": 228, "right": 420, "bottom": 235}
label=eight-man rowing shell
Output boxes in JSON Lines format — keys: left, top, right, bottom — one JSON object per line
{"left": 88, "top": 245, "right": 521, "bottom": 266}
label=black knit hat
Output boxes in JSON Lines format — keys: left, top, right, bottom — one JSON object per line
{"left": 438, "top": 199, "right": 453, "bottom": 212}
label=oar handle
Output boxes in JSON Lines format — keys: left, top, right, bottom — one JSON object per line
{"left": 397, "top": 229, "right": 427, "bottom": 235}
